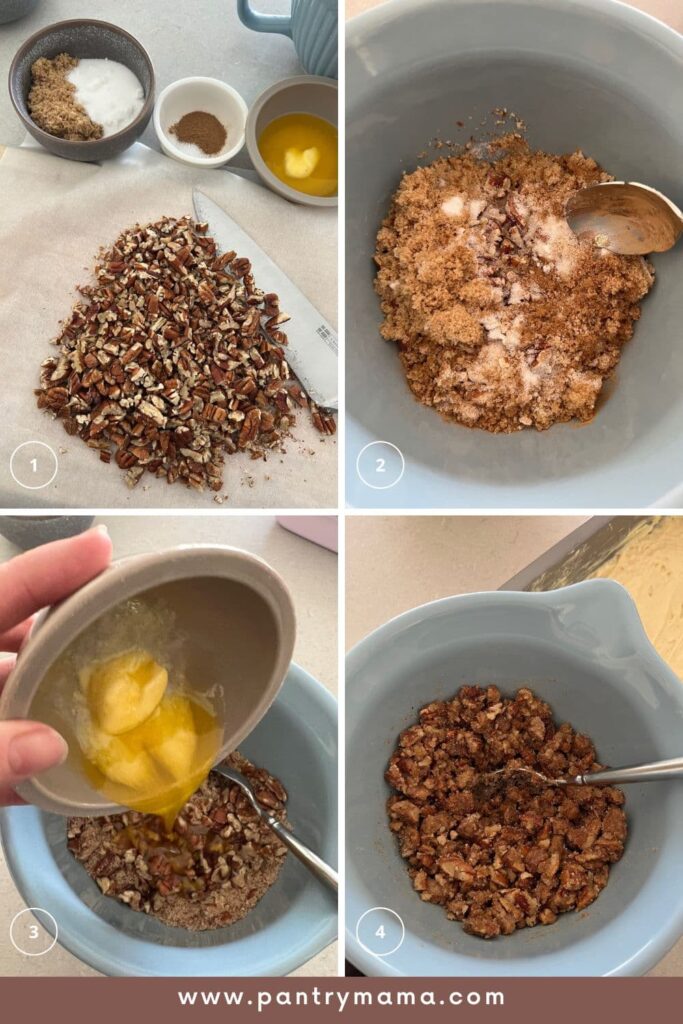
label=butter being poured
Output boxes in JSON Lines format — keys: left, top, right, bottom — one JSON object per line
{"left": 76, "top": 649, "right": 220, "bottom": 829}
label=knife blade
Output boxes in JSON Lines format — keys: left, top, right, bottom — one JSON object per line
{"left": 193, "top": 189, "right": 338, "bottom": 410}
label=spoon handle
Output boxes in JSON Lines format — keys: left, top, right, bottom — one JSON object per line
{"left": 262, "top": 813, "right": 339, "bottom": 892}
{"left": 210, "top": 764, "right": 338, "bottom": 892}
{"left": 575, "top": 757, "right": 683, "bottom": 786}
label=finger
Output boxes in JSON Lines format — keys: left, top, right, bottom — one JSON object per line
{"left": 0, "top": 656, "right": 16, "bottom": 692}
{"left": 0, "top": 788, "right": 27, "bottom": 806}
{"left": 0, "top": 617, "right": 33, "bottom": 653}
{"left": 0, "top": 527, "right": 112, "bottom": 634}
{"left": 0, "top": 721, "right": 68, "bottom": 801}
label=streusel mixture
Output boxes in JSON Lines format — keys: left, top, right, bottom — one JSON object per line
{"left": 386, "top": 686, "right": 627, "bottom": 939}
{"left": 375, "top": 135, "right": 654, "bottom": 432}
{"left": 68, "top": 752, "right": 289, "bottom": 931}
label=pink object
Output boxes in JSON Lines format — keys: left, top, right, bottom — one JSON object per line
{"left": 277, "top": 516, "right": 338, "bottom": 552}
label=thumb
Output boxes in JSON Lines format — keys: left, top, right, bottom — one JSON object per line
{"left": 0, "top": 721, "right": 68, "bottom": 805}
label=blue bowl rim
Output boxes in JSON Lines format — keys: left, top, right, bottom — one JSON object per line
{"left": 347, "top": 0, "right": 683, "bottom": 65}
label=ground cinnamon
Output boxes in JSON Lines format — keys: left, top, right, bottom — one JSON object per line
{"left": 169, "top": 110, "right": 227, "bottom": 155}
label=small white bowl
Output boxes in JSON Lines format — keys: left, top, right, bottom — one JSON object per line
{"left": 154, "top": 76, "right": 247, "bottom": 168}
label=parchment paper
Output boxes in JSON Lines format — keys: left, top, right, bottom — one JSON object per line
{"left": 0, "top": 144, "right": 337, "bottom": 509}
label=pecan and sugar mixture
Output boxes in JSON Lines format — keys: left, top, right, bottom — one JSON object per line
{"left": 386, "top": 686, "right": 627, "bottom": 939}
{"left": 375, "top": 135, "right": 654, "bottom": 432}
{"left": 67, "top": 753, "right": 289, "bottom": 931}
{"left": 37, "top": 216, "right": 335, "bottom": 493}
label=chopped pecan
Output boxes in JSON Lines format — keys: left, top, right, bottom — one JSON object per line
{"left": 36, "top": 216, "right": 336, "bottom": 494}
{"left": 67, "top": 752, "right": 289, "bottom": 932}
{"left": 386, "top": 685, "right": 626, "bottom": 940}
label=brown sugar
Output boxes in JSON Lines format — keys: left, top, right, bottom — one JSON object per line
{"left": 374, "top": 134, "right": 655, "bottom": 432}
{"left": 28, "top": 53, "right": 102, "bottom": 141}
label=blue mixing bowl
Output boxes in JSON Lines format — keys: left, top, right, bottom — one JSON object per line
{"left": 346, "top": 579, "right": 683, "bottom": 975}
{"left": 0, "top": 662, "right": 337, "bottom": 977}
{"left": 346, "top": 0, "right": 683, "bottom": 508}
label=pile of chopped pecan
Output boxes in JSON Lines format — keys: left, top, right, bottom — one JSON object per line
{"left": 36, "top": 216, "right": 335, "bottom": 492}
{"left": 386, "top": 686, "right": 627, "bottom": 939}
{"left": 67, "top": 753, "right": 289, "bottom": 931}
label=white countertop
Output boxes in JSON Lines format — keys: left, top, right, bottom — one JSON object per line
{"left": 0, "top": 514, "right": 338, "bottom": 977}
{"left": 0, "top": 0, "right": 301, "bottom": 169}
{"left": 345, "top": 514, "right": 683, "bottom": 977}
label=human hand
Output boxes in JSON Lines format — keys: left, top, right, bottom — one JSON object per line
{"left": 0, "top": 527, "right": 112, "bottom": 805}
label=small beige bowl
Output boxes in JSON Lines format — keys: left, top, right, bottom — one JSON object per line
{"left": 246, "top": 75, "right": 338, "bottom": 208}
{"left": 0, "top": 545, "right": 295, "bottom": 816}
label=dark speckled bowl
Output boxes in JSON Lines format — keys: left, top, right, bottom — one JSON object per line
{"left": 0, "top": 0, "right": 39, "bottom": 25}
{"left": 9, "top": 19, "right": 155, "bottom": 161}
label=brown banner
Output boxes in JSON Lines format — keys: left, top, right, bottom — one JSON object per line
{"left": 0, "top": 977, "right": 681, "bottom": 1023}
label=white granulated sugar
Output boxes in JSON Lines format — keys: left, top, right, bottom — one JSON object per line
{"left": 508, "top": 281, "right": 530, "bottom": 304}
{"left": 168, "top": 138, "right": 218, "bottom": 159}
{"left": 481, "top": 312, "right": 524, "bottom": 352}
{"left": 441, "top": 195, "right": 465, "bottom": 218}
{"left": 68, "top": 59, "right": 144, "bottom": 137}
{"left": 481, "top": 313, "right": 505, "bottom": 343}
{"left": 468, "top": 198, "right": 487, "bottom": 224}
{"left": 510, "top": 196, "right": 530, "bottom": 222}
{"left": 519, "top": 359, "right": 540, "bottom": 395}
{"left": 469, "top": 341, "right": 507, "bottom": 383}
{"left": 506, "top": 314, "right": 524, "bottom": 351}
{"left": 528, "top": 213, "right": 579, "bottom": 279}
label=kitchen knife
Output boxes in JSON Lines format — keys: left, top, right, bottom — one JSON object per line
{"left": 193, "top": 189, "right": 338, "bottom": 410}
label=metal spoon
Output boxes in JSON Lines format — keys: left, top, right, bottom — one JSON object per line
{"left": 212, "top": 764, "right": 338, "bottom": 893}
{"left": 475, "top": 756, "right": 683, "bottom": 799}
{"left": 565, "top": 182, "right": 683, "bottom": 255}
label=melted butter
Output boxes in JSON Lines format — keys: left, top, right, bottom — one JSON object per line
{"left": 30, "top": 596, "right": 225, "bottom": 830}
{"left": 80, "top": 650, "right": 169, "bottom": 735}
{"left": 83, "top": 696, "right": 221, "bottom": 831}
{"left": 77, "top": 650, "right": 221, "bottom": 831}
{"left": 258, "top": 113, "right": 337, "bottom": 197}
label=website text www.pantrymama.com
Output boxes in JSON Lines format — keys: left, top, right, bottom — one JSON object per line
{"left": 177, "top": 987, "right": 505, "bottom": 1012}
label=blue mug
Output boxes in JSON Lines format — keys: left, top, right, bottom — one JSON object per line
{"left": 237, "top": 0, "right": 338, "bottom": 79}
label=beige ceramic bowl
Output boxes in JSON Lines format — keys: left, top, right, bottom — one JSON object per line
{"left": 0, "top": 545, "right": 295, "bottom": 815}
{"left": 246, "top": 75, "right": 338, "bottom": 208}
